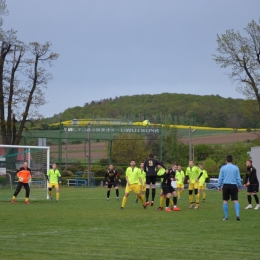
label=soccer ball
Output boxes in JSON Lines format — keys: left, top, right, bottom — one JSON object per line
{"left": 142, "top": 120, "right": 150, "bottom": 127}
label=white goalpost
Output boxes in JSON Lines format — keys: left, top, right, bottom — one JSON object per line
{"left": 0, "top": 144, "right": 50, "bottom": 201}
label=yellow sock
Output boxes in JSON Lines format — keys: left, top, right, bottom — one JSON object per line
{"left": 189, "top": 195, "right": 193, "bottom": 204}
{"left": 122, "top": 196, "right": 128, "bottom": 207}
{"left": 177, "top": 191, "right": 180, "bottom": 199}
{"left": 203, "top": 192, "right": 206, "bottom": 200}
{"left": 160, "top": 196, "right": 165, "bottom": 207}
{"left": 49, "top": 191, "right": 52, "bottom": 197}
{"left": 138, "top": 195, "right": 144, "bottom": 204}
{"left": 141, "top": 193, "right": 145, "bottom": 202}
{"left": 12, "top": 196, "right": 16, "bottom": 200}
{"left": 195, "top": 193, "right": 200, "bottom": 204}
{"left": 25, "top": 197, "right": 29, "bottom": 202}
{"left": 169, "top": 198, "right": 173, "bottom": 206}
{"left": 56, "top": 192, "right": 60, "bottom": 200}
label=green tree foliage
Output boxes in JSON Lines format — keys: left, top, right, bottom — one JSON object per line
{"left": 203, "top": 158, "right": 220, "bottom": 174}
{"left": 213, "top": 19, "right": 260, "bottom": 120}
{"left": 194, "top": 144, "right": 213, "bottom": 161}
{"left": 50, "top": 93, "right": 260, "bottom": 128}
{"left": 111, "top": 133, "right": 150, "bottom": 165}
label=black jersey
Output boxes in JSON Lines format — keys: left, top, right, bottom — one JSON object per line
{"left": 168, "top": 169, "right": 176, "bottom": 179}
{"left": 105, "top": 170, "right": 119, "bottom": 183}
{"left": 144, "top": 159, "right": 165, "bottom": 176}
{"left": 160, "top": 173, "right": 172, "bottom": 187}
{"left": 246, "top": 166, "right": 259, "bottom": 185}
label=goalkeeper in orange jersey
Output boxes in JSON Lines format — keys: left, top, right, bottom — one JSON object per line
{"left": 11, "top": 162, "right": 32, "bottom": 204}
{"left": 47, "top": 163, "right": 62, "bottom": 202}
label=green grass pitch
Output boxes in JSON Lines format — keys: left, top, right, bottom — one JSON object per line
{"left": 1, "top": 187, "right": 260, "bottom": 260}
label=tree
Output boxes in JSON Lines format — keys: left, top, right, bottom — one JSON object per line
{"left": 213, "top": 19, "right": 260, "bottom": 120}
{"left": 111, "top": 133, "right": 149, "bottom": 165}
{"left": 0, "top": 29, "right": 58, "bottom": 145}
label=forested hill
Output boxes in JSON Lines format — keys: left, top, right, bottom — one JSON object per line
{"left": 55, "top": 93, "right": 259, "bottom": 128}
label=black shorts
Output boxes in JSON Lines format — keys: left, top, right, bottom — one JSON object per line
{"left": 247, "top": 184, "right": 259, "bottom": 193}
{"left": 146, "top": 175, "right": 156, "bottom": 185}
{"left": 162, "top": 186, "right": 172, "bottom": 195}
{"left": 222, "top": 184, "right": 239, "bottom": 201}
{"left": 107, "top": 182, "right": 118, "bottom": 188}
{"left": 170, "top": 186, "right": 175, "bottom": 193}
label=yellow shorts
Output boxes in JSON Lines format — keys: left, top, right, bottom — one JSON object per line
{"left": 188, "top": 182, "right": 199, "bottom": 190}
{"left": 139, "top": 185, "right": 146, "bottom": 192}
{"left": 176, "top": 184, "right": 184, "bottom": 189}
{"left": 49, "top": 183, "right": 59, "bottom": 189}
{"left": 125, "top": 184, "right": 140, "bottom": 194}
{"left": 199, "top": 184, "right": 206, "bottom": 191}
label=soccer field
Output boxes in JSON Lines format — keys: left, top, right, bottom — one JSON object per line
{"left": 1, "top": 188, "right": 259, "bottom": 260}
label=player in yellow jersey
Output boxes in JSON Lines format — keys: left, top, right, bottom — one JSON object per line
{"left": 121, "top": 160, "right": 147, "bottom": 209}
{"left": 176, "top": 165, "right": 185, "bottom": 199}
{"left": 185, "top": 160, "right": 201, "bottom": 209}
{"left": 47, "top": 163, "right": 62, "bottom": 202}
{"left": 135, "top": 162, "right": 146, "bottom": 203}
{"left": 198, "top": 163, "right": 208, "bottom": 203}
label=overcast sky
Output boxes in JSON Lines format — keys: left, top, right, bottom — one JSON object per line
{"left": 3, "top": 0, "right": 260, "bottom": 117}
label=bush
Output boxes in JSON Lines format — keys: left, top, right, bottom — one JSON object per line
{"left": 71, "top": 140, "right": 82, "bottom": 144}
{"left": 61, "top": 170, "right": 74, "bottom": 177}
{"left": 203, "top": 158, "right": 220, "bottom": 174}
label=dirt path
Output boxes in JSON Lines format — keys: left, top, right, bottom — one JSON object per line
{"left": 180, "top": 132, "right": 259, "bottom": 145}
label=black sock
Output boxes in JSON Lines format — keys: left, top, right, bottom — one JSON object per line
{"left": 152, "top": 188, "right": 156, "bottom": 201}
{"left": 253, "top": 194, "right": 259, "bottom": 204}
{"left": 107, "top": 190, "right": 110, "bottom": 198}
{"left": 247, "top": 195, "right": 252, "bottom": 204}
{"left": 166, "top": 198, "right": 169, "bottom": 207}
{"left": 116, "top": 189, "right": 119, "bottom": 197}
{"left": 145, "top": 188, "right": 149, "bottom": 202}
{"left": 173, "top": 196, "right": 177, "bottom": 206}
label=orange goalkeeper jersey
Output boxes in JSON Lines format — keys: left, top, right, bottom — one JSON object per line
{"left": 17, "top": 167, "right": 32, "bottom": 183}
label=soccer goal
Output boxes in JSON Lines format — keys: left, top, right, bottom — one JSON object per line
{"left": 0, "top": 144, "right": 50, "bottom": 201}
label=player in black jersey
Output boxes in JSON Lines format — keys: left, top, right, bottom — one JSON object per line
{"left": 160, "top": 169, "right": 176, "bottom": 212}
{"left": 244, "top": 160, "right": 260, "bottom": 210}
{"left": 144, "top": 154, "right": 165, "bottom": 206}
{"left": 105, "top": 164, "right": 121, "bottom": 201}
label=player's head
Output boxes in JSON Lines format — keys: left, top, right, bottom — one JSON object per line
{"left": 246, "top": 159, "right": 252, "bottom": 167}
{"left": 140, "top": 162, "right": 144, "bottom": 169}
{"left": 23, "top": 162, "right": 28, "bottom": 168}
{"left": 226, "top": 155, "right": 232, "bottom": 163}
{"left": 199, "top": 163, "right": 203, "bottom": 170}
{"left": 189, "top": 160, "right": 194, "bottom": 167}
{"left": 172, "top": 163, "right": 178, "bottom": 171}
{"left": 148, "top": 154, "right": 154, "bottom": 159}
{"left": 130, "top": 160, "right": 136, "bottom": 167}
{"left": 52, "top": 163, "right": 57, "bottom": 169}
{"left": 109, "top": 164, "right": 114, "bottom": 170}
{"left": 177, "top": 165, "right": 182, "bottom": 171}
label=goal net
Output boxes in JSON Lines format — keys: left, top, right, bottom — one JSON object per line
{"left": 0, "top": 145, "right": 50, "bottom": 201}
